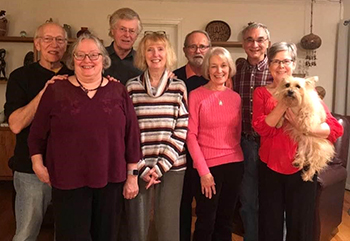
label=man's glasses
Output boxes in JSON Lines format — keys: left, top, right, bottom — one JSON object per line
{"left": 73, "top": 52, "right": 102, "bottom": 61}
{"left": 270, "top": 59, "right": 294, "bottom": 66}
{"left": 117, "top": 27, "right": 138, "bottom": 36}
{"left": 244, "top": 37, "right": 268, "bottom": 45}
{"left": 39, "top": 36, "right": 67, "bottom": 44}
{"left": 186, "top": 44, "right": 210, "bottom": 52}
{"left": 144, "top": 31, "right": 167, "bottom": 36}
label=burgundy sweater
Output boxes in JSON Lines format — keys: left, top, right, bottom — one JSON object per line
{"left": 29, "top": 80, "right": 142, "bottom": 190}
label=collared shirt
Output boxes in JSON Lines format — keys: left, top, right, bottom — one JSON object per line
{"left": 104, "top": 42, "right": 142, "bottom": 85}
{"left": 233, "top": 56, "right": 273, "bottom": 135}
{"left": 174, "top": 64, "right": 208, "bottom": 96}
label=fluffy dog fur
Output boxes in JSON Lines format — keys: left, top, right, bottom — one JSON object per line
{"left": 274, "top": 76, "right": 335, "bottom": 181}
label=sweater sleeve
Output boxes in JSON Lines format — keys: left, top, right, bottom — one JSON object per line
{"left": 154, "top": 83, "right": 189, "bottom": 178}
{"left": 186, "top": 90, "right": 210, "bottom": 177}
{"left": 321, "top": 101, "right": 343, "bottom": 143}
{"left": 123, "top": 87, "right": 143, "bottom": 164}
{"left": 252, "top": 87, "right": 279, "bottom": 137}
{"left": 28, "top": 84, "right": 55, "bottom": 157}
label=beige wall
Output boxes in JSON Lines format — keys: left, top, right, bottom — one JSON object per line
{"left": 345, "top": 0, "right": 350, "bottom": 19}
{"left": 0, "top": 0, "right": 343, "bottom": 109}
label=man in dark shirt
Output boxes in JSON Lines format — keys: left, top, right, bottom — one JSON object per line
{"left": 4, "top": 22, "right": 73, "bottom": 240}
{"left": 174, "top": 30, "right": 210, "bottom": 241}
{"left": 104, "top": 8, "right": 142, "bottom": 85}
{"left": 232, "top": 22, "right": 273, "bottom": 241}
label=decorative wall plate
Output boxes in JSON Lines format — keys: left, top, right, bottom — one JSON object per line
{"left": 205, "top": 20, "right": 231, "bottom": 42}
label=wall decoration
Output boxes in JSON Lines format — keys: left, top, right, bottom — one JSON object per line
{"left": 0, "top": 49, "right": 7, "bottom": 80}
{"left": 300, "top": 0, "right": 322, "bottom": 67}
{"left": 0, "top": 10, "right": 7, "bottom": 37}
{"left": 205, "top": 20, "right": 231, "bottom": 42}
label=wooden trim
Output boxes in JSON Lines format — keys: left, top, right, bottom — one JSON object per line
{"left": 211, "top": 41, "right": 242, "bottom": 48}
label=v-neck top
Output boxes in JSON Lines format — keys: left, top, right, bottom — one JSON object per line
{"left": 28, "top": 80, "right": 142, "bottom": 189}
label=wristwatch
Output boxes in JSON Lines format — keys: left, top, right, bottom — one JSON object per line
{"left": 127, "top": 169, "right": 139, "bottom": 176}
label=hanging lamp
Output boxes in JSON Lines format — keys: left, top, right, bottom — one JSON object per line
{"left": 300, "top": 0, "right": 322, "bottom": 67}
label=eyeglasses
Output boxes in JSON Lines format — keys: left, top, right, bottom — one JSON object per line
{"left": 73, "top": 52, "right": 102, "bottom": 61}
{"left": 144, "top": 31, "right": 167, "bottom": 36}
{"left": 244, "top": 37, "right": 268, "bottom": 45}
{"left": 186, "top": 44, "right": 210, "bottom": 52}
{"left": 270, "top": 59, "right": 294, "bottom": 66}
{"left": 116, "top": 27, "right": 138, "bottom": 36}
{"left": 39, "top": 36, "right": 67, "bottom": 44}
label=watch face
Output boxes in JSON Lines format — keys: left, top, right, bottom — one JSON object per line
{"left": 132, "top": 170, "right": 139, "bottom": 175}
{"left": 205, "top": 20, "right": 231, "bottom": 42}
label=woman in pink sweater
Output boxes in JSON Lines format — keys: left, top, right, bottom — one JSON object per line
{"left": 187, "top": 47, "right": 244, "bottom": 241}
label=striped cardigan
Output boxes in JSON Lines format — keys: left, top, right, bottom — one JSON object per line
{"left": 126, "top": 70, "right": 189, "bottom": 178}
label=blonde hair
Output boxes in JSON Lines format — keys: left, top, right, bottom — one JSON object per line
{"left": 201, "top": 47, "right": 236, "bottom": 80}
{"left": 134, "top": 32, "right": 177, "bottom": 71}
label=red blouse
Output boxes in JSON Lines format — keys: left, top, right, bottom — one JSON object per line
{"left": 252, "top": 86, "right": 343, "bottom": 174}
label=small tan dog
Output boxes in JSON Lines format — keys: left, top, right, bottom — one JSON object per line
{"left": 274, "top": 76, "right": 335, "bottom": 181}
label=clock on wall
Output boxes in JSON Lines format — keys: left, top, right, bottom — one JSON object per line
{"left": 205, "top": 20, "right": 231, "bottom": 42}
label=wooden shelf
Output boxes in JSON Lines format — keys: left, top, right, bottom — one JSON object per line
{"left": 0, "top": 80, "right": 8, "bottom": 84}
{"left": 0, "top": 36, "right": 34, "bottom": 43}
{"left": 212, "top": 41, "right": 242, "bottom": 48}
{"left": 0, "top": 36, "right": 76, "bottom": 43}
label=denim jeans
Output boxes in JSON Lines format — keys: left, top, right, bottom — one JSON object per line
{"left": 240, "top": 137, "right": 259, "bottom": 241}
{"left": 13, "top": 171, "right": 52, "bottom": 241}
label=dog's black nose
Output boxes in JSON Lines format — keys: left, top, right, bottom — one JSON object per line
{"left": 287, "top": 90, "right": 294, "bottom": 96}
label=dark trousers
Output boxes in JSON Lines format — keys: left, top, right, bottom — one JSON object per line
{"left": 52, "top": 182, "right": 124, "bottom": 241}
{"left": 180, "top": 152, "right": 198, "bottom": 241}
{"left": 193, "top": 162, "right": 244, "bottom": 241}
{"left": 258, "top": 161, "right": 317, "bottom": 241}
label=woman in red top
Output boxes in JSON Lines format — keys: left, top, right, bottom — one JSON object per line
{"left": 252, "top": 42, "right": 343, "bottom": 241}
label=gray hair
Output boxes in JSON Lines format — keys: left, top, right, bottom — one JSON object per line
{"left": 34, "top": 22, "right": 67, "bottom": 39}
{"left": 201, "top": 47, "right": 236, "bottom": 80}
{"left": 241, "top": 22, "right": 270, "bottom": 41}
{"left": 267, "top": 42, "right": 297, "bottom": 63}
{"left": 184, "top": 30, "right": 211, "bottom": 47}
{"left": 108, "top": 8, "right": 142, "bottom": 37}
{"left": 66, "top": 33, "right": 111, "bottom": 70}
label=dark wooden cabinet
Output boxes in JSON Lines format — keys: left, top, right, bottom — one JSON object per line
{"left": 0, "top": 126, "right": 15, "bottom": 180}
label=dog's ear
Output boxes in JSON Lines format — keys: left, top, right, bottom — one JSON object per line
{"left": 305, "top": 76, "right": 318, "bottom": 88}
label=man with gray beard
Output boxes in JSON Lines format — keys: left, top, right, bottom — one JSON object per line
{"left": 174, "top": 30, "right": 211, "bottom": 241}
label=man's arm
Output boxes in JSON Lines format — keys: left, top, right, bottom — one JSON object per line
{"left": 8, "top": 75, "right": 67, "bottom": 134}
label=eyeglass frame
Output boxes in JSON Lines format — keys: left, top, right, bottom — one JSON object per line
{"left": 38, "top": 36, "right": 67, "bottom": 44}
{"left": 144, "top": 31, "right": 167, "bottom": 36}
{"left": 115, "top": 26, "right": 138, "bottom": 36}
{"left": 270, "top": 58, "right": 294, "bottom": 66}
{"left": 73, "top": 52, "right": 102, "bottom": 61}
{"left": 243, "top": 37, "right": 268, "bottom": 45}
{"left": 185, "top": 44, "right": 210, "bottom": 52}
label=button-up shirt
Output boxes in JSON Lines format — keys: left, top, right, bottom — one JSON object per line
{"left": 233, "top": 56, "right": 273, "bottom": 135}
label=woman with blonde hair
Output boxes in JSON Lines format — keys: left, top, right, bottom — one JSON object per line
{"left": 187, "top": 47, "right": 244, "bottom": 241}
{"left": 125, "top": 31, "right": 188, "bottom": 241}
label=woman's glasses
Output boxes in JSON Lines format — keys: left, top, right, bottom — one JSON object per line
{"left": 73, "top": 52, "right": 102, "bottom": 61}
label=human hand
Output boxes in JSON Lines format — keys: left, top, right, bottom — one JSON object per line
{"left": 225, "top": 78, "right": 233, "bottom": 89}
{"left": 142, "top": 167, "right": 161, "bottom": 189}
{"left": 200, "top": 173, "right": 216, "bottom": 199}
{"left": 123, "top": 175, "right": 139, "bottom": 199}
{"left": 42, "top": 74, "right": 68, "bottom": 93}
{"left": 168, "top": 72, "right": 177, "bottom": 79}
{"left": 285, "top": 108, "right": 298, "bottom": 128}
{"left": 106, "top": 75, "right": 120, "bottom": 82}
{"left": 32, "top": 162, "right": 51, "bottom": 186}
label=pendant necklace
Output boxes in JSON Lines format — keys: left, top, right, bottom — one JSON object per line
{"left": 76, "top": 75, "right": 103, "bottom": 94}
{"left": 214, "top": 93, "right": 223, "bottom": 106}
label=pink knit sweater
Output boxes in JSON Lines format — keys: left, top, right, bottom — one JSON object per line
{"left": 187, "top": 86, "right": 244, "bottom": 176}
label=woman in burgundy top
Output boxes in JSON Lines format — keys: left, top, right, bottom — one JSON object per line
{"left": 187, "top": 47, "right": 244, "bottom": 241}
{"left": 28, "top": 33, "right": 142, "bottom": 241}
{"left": 252, "top": 42, "right": 343, "bottom": 241}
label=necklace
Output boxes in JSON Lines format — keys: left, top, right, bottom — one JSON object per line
{"left": 214, "top": 93, "right": 223, "bottom": 106}
{"left": 76, "top": 75, "right": 103, "bottom": 94}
